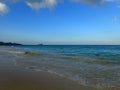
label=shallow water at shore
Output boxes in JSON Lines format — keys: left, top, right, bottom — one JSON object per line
{"left": 0, "top": 46, "right": 103, "bottom": 90}
{"left": 0, "top": 46, "right": 120, "bottom": 89}
{"left": 13, "top": 45, "right": 120, "bottom": 89}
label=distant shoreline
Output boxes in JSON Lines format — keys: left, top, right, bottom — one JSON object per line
{"left": 1, "top": 41, "right": 120, "bottom": 46}
{"left": 0, "top": 41, "right": 22, "bottom": 46}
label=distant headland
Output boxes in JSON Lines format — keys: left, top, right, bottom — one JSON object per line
{"left": 37, "top": 44, "right": 44, "bottom": 46}
{"left": 0, "top": 42, "right": 22, "bottom": 46}
{"left": 0, "top": 42, "right": 45, "bottom": 46}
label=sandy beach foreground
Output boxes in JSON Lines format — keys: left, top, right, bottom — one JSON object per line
{"left": 0, "top": 46, "right": 119, "bottom": 90}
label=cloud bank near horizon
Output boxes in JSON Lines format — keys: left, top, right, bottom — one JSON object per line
{"left": 0, "top": 0, "right": 120, "bottom": 15}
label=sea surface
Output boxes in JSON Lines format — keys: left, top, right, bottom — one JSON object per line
{"left": 16, "top": 45, "right": 120, "bottom": 89}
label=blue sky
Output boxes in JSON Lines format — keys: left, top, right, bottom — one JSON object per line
{"left": 0, "top": 0, "right": 120, "bottom": 45}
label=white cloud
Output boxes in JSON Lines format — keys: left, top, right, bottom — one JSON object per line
{"left": 25, "top": 0, "right": 60, "bottom": 10}
{"left": 0, "top": 0, "right": 19, "bottom": 3}
{"left": 71, "top": 0, "right": 120, "bottom": 5}
{"left": 2, "top": 0, "right": 19, "bottom": 2}
{"left": 0, "top": 0, "right": 120, "bottom": 15}
{"left": 0, "top": 2, "right": 9, "bottom": 15}
{"left": 72, "top": 0, "right": 104, "bottom": 5}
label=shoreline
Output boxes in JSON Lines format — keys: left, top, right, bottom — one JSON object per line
{"left": 0, "top": 46, "right": 119, "bottom": 90}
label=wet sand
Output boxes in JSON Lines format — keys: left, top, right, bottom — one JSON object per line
{"left": 0, "top": 46, "right": 119, "bottom": 90}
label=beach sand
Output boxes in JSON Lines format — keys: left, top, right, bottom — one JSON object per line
{"left": 0, "top": 46, "right": 119, "bottom": 90}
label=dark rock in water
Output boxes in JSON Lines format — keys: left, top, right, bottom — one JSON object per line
{"left": 24, "top": 51, "right": 44, "bottom": 56}
{"left": 28, "top": 66, "right": 36, "bottom": 70}
{"left": 95, "top": 53, "right": 100, "bottom": 56}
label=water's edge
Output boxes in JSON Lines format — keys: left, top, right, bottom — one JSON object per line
{"left": 2, "top": 46, "right": 120, "bottom": 89}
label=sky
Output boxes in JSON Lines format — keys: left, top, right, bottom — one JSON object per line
{"left": 0, "top": 0, "right": 120, "bottom": 45}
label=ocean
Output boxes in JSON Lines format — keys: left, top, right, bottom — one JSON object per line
{"left": 16, "top": 45, "right": 120, "bottom": 89}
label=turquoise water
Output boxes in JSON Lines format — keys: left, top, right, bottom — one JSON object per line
{"left": 16, "top": 45, "right": 120, "bottom": 89}
{"left": 18, "top": 45, "right": 120, "bottom": 56}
